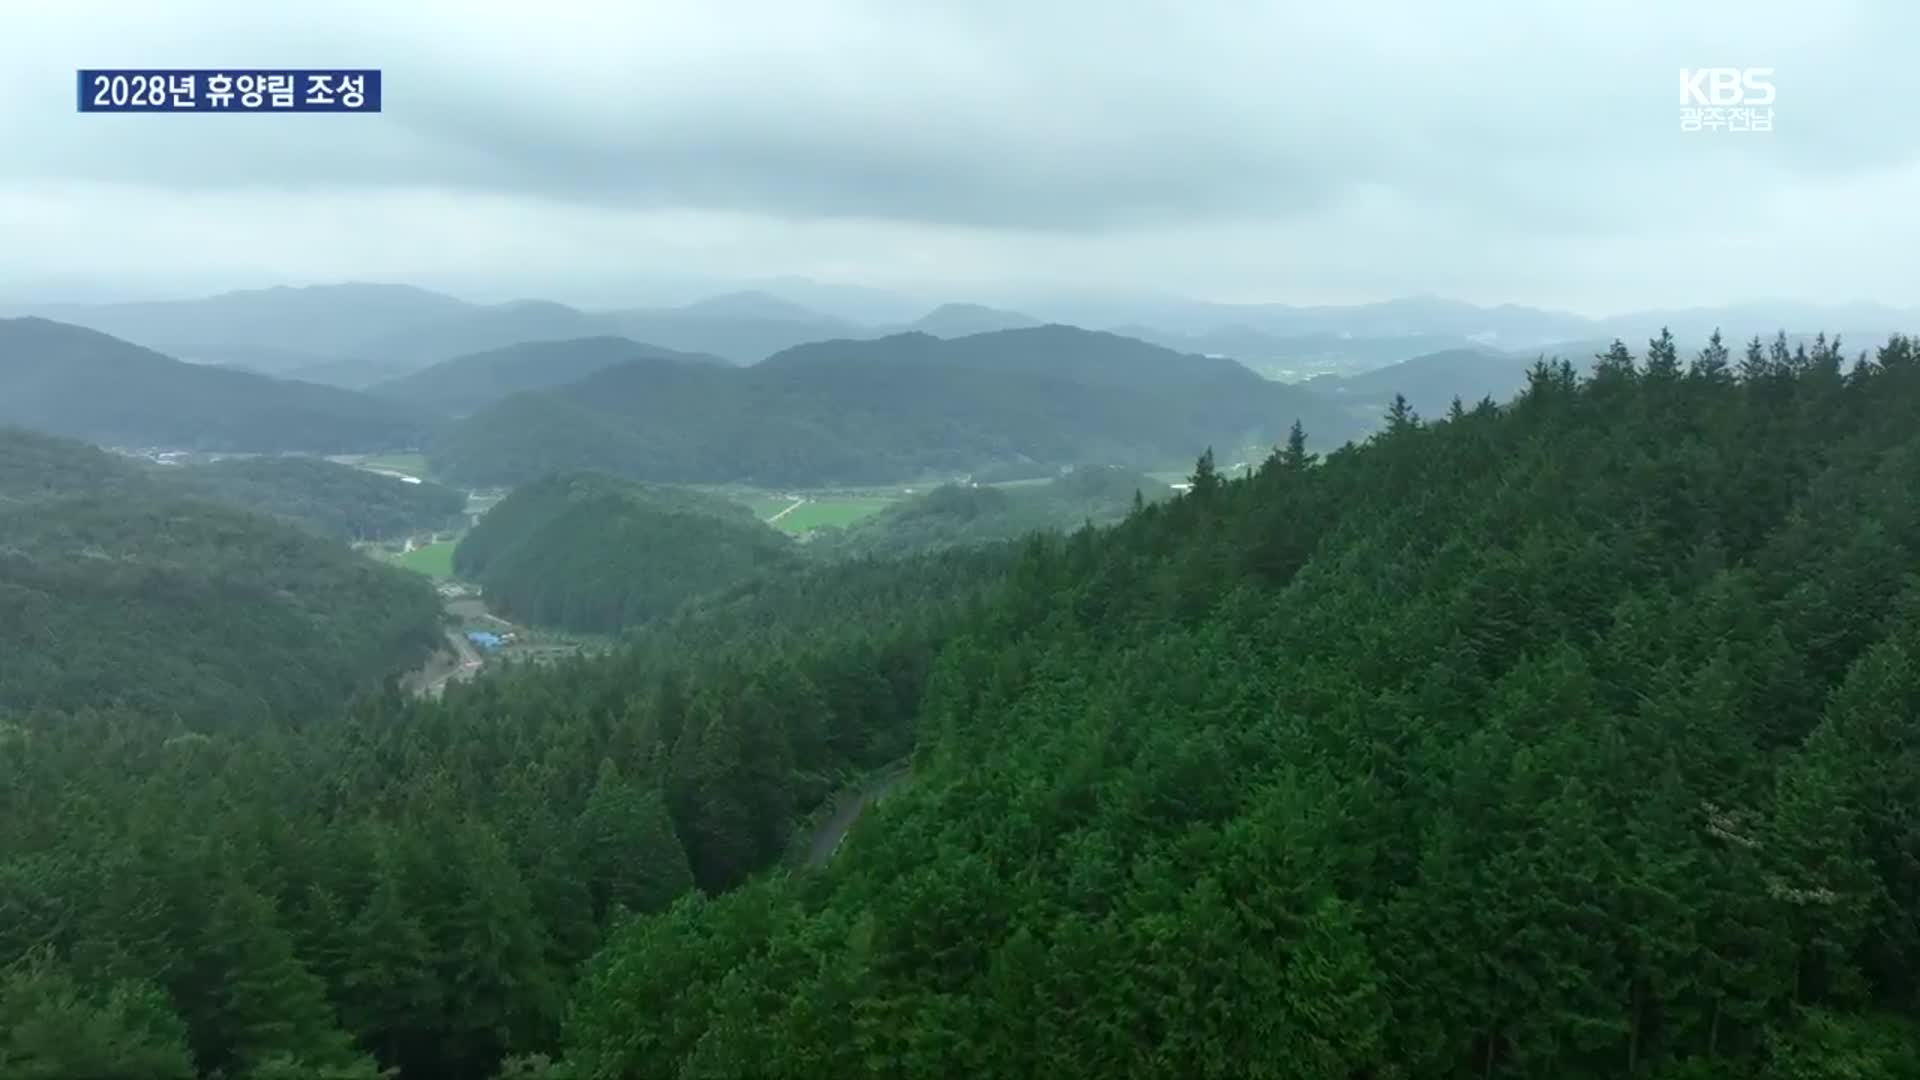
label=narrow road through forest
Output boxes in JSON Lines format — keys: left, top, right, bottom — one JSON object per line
{"left": 805, "top": 761, "right": 913, "bottom": 868}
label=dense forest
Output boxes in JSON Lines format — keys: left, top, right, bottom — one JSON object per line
{"left": 0, "top": 318, "right": 432, "bottom": 452}
{"left": 0, "top": 533, "right": 1006, "bottom": 1078}
{"left": 0, "top": 428, "right": 465, "bottom": 543}
{"left": 153, "top": 456, "right": 468, "bottom": 542}
{"left": 8, "top": 330, "right": 1920, "bottom": 1077}
{"left": 426, "top": 326, "right": 1343, "bottom": 488}
{"left": 0, "top": 433, "right": 445, "bottom": 726}
{"left": 453, "top": 473, "right": 799, "bottom": 633}
{"left": 816, "top": 465, "right": 1165, "bottom": 558}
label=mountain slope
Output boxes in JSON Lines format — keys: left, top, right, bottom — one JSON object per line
{"left": 17, "top": 283, "right": 471, "bottom": 357}
{"left": 0, "top": 428, "right": 442, "bottom": 727}
{"left": 428, "top": 326, "right": 1345, "bottom": 488}
{"left": 564, "top": 333, "right": 1920, "bottom": 1078}
{"left": 370, "top": 336, "right": 724, "bottom": 416}
{"left": 454, "top": 472, "right": 798, "bottom": 632}
{"left": 0, "top": 318, "right": 431, "bottom": 452}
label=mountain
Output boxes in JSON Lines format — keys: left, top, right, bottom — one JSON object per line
{"left": 155, "top": 341, "right": 342, "bottom": 376}
{"left": 428, "top": 325, "right": 1348, "bottom": 488}
{"left": 606, "top": 304, "right": 856, "bottom": 364}
{"left": 0, "top": 318, "right": 431, "bottom": 452}
{"left": 677, "top": 290, "right": 838, "bottom": 322}
{"left": 341, "top": 300, "right": 623, "bottom": 382}
{"left": 153, "top": 456, "right": 468, "bottom": 542}
{"left": 370, "top": 336, "right": 726, "bottom": 417}
{"left": 0, "top": 427, "right": 442, "bottom": 727}
{"left": 1303, "top": 345, "right": 1530, "bottom": 420}
{"left": 901, "top": 303, "right": 1044, "bottom": 338}
{"left": 454, "top": 472, "right": 797, "bottom": 633}
{"left": 561, "top": 332, "right": 1920, "bottom": 1078}
{"left": 15, "top": 283, "right": 471, "bottom": 357}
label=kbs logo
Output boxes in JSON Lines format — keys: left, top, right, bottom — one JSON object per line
{"left": 1679, "top": 68, "right": 1774, "bottom": 133}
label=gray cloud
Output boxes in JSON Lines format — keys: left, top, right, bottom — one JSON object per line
{"left": 2, "top": 0, "right": 1917, "bottom": 313}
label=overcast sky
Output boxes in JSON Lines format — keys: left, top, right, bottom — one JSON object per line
{"left": 1, "top": 0, "right": 1915, "bottom": 315}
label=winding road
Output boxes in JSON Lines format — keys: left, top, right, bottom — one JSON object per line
{"left": 804, "top": 761, "right": 914, "bottom": 868}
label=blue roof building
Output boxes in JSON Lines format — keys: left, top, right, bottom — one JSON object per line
{"left": 466, "top": 630, "right": 503, "bottom": 650}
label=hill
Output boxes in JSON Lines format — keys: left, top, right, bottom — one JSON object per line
{"left": 370, "top": 336, "right": 725, "bottom": 416}
{"left": 556, "top": 332, "right": 1920, "bottom": 1077}
{"left": 817, "top": 465, "right": 1164, "bottom": 558}
{"left": 153, "top": 456, "right": 468, "bottom": 542}
{"left": 13, "top": 334, "right": 1920, "bottom": 1077}
{"left": 0, "top": 430, "right": 442, "bottom": 727}
{"left": 0, "top": 318, "right": 431, "bottom": 452}
{"left": 428, "top": 326, "right": 1344, "bottom": 488}
{"left": 453, "top": 472, "right": 798, "bottom": 633}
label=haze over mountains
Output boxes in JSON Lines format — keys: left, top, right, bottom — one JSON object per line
{"left": 12, "top": 281, "right": 1912, "bottom": 393}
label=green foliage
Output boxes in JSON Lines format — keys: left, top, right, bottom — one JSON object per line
{"left": 0, "top": 486, "right": 442, "bottom": 727}
{"left": 816, "top": 465, "right": 1161, "bottom": 558}
{"left": 427, "top": 325, "right": 1349, "bottom": 487}
{"left": 154, "top": 456, "right": 466, "bottom": 542}
{"left": 559, "top": 331, "right": 1920, "bottom": 1078}
{"left": 454, "top": 472, "right": 798, "bottom": 632}
{"left": 0, "top": 949, "right": 196, "bottom": 1080}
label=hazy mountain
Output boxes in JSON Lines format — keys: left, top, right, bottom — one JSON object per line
{"left": 900, "top": 303, "right": 1044, "bottom": 338}
{"left": 607, "top": 304, "right": 855, "bottom": 364}
{"left": 371, "top": 336, "right": 726, "bottom": 416}
{"left": 0, "top": 318, "right": 430, "bottom": 452}
{"left": 155, "top": 341, "right": 342, "bottom": 376}
{"left": 738, "top": 275, "right": 929, "bottom": 323}
{"left": 346, "top": 299, "right": 622, "bottom": 373}
{"left": 1302, "top": 346, "right": 1529, "bottom": 421}
{"left": 14, "top": 283, "right": 471, "bottom": 357}
{"left": 429, "top": 325, "right": 1348, "bottom": 488}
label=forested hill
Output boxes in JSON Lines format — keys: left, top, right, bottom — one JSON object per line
{"left": 426, "top": 325, "right": 1345, "bottom": 488}
{"left": 562, "top": 332, "right": 1920, "bottom": 1077}
{"left": 816, "top": 464, "right": 1165, "bottom": 558}
{"left": 0, "top": 428, "right": 465, "bottom": 542}
{"left": 0, "top": 318, "right": 431, "bottom": 452}
{"left": 11, "top": 331, "right": 1920, "bottom": 1078}
{"left": 453, "top": 472, "right": 799, "bottom": 633}
{"left": 152, "top": 456, "right": 468, "bottom": 542}
{"left": 0, "top": 431, "right": 443, "bottom": 727}
{"left": 369, "top": 336, "right": 725, "bottom": 416}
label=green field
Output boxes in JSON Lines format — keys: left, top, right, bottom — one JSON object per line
{"left": 355, "top": 452, "right": 434, "bottom": 478}
{"left": 392, "top": 540, "right": 457, "bottom": 579}
{"left": 772, "top": 497, "right": 895, "bottom": 534}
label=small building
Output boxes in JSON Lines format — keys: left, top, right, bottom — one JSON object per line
{"left": 466, "top": 630, "right": 503, "bottom": 651}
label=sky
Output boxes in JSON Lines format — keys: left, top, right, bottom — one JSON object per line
{"left": 1, "top": 0, "right": 1916, "bottom": 316}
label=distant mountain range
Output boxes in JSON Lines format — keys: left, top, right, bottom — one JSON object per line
{"left": 10, "top": 281, "right": 1910, "bottom": 393}
{"left": 427, "top": 325, "right": 1350, "bottom": 488}
{"left": 0, "top": 317, "right": 431, "bottom": 452}
{"left": 371, "top": 336, "right": 728, "bottom": 417}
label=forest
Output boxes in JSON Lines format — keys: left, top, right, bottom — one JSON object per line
{"left": 152, "top": 456, "right": 468, "bottom": 542}
{"left": 0, "top": 428, "right": 446, "bottom": 726}
{"left": 452, "top": 473, "right": 800, "bottom": 633}
{"left": 425, "top": 326, "right": 1341, "bottom": 488}
{"left": 815, "top": 464, "right": 1165, "bottom": 559}
{"left": 6, "top": 331, "right": 1920, "bottom": 1077}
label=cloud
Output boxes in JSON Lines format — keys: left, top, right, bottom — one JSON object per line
{"left": 2, "top": 0, "right": 1917, "bottom": 312}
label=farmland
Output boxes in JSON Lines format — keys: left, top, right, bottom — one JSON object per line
{"left": 391, "top": 538, "right": 457, "bottom": 579}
